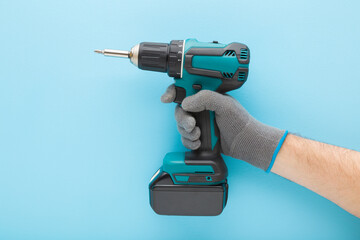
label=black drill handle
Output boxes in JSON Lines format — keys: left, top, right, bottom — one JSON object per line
{"left": 173, "top": 87, "right": 220, "bottom": 155}
{"left": 191, "top": 110, "right": 220, "bottom": 155}
{"left": 185, "top": 109, "right": 228, "bottom": 183}
{"left": 173, "top": 86, "right": 226, "bottom": 181}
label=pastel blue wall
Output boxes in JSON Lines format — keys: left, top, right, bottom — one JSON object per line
{"left": 1, "top": 0, "right": 359, "bottom": 239}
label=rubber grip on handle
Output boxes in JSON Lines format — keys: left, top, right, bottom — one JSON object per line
{"left": 192, "top": 110, "right": 220, "bottom": 155}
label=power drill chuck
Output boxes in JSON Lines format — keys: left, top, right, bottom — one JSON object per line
{"left": 95, "top": 40, "right": 184, "bottom": 78}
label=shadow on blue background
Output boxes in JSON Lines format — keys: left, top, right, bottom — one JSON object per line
{"left": 0, "top": 0, "right": 359, "bottom": 239}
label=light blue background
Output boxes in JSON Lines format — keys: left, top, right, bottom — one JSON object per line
{"left": 1, "top": 0, "right": 360, "bottom": 239}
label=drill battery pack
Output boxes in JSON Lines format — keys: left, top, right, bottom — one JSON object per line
{"left": 149, "top": 151, "right": 228, "bottom": 216}
{"left": 149, "top": 172, "right": 228, "bottom": 216}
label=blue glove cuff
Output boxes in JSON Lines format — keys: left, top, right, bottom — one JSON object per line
{"left": 266, "top": 130, "right": 289, "bottom": 173}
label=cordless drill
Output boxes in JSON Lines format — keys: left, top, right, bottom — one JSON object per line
{"left": 95, "top": 39, "right": 250, "bottom": 216}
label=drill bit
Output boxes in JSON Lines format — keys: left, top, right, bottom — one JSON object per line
{"left": 94, "top": 44, "right": 140, "bottom": 66}
{"left": 94, "top": 49, "right": 131, "bottom": 58}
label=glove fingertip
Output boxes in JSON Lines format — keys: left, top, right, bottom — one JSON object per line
{"left": 192, "top": 140, "right": 201, "bottom": 150}
{"left": 181, "top": 137, "right": 201, "bottom": 150}
{"left": 193, "top": 126, "right": 201, "bottom": 140}
{"left": 181, "top": 96, "right": 197, "bottom": 112}
{"left": 160, "top": 94, "right": 172, "bottom": 103}
{"left": 161, "top": 84, "right": 176, "bottom": 103}
{"left": 183, "top": 117, "right": 196, "bottom": 132}
{"left": 182, "top": 90, "right": 216, "bottom": 112}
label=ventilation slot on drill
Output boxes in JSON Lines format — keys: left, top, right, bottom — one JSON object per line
{"left": 223, "top": 50, "right": 236, "bottom": 57}
{"left": 240, "top": 48, "right": 248, "bottom": 60}
{"left": 238, "top": 72, "right": 246, "bottom": 81}
{"left": 222, "top": 72, "right": 234, "bottom": 78}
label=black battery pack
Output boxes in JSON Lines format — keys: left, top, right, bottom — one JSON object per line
{"left": 149, "top": 171, "right": 228, "bottom": 216}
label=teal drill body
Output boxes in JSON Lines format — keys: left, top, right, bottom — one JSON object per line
{"left": 95, "top": 38, "right": 250, "bottom": 216}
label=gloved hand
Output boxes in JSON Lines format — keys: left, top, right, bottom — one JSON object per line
{"left": 161, "top": 84, "right": 288, "bottom": 172}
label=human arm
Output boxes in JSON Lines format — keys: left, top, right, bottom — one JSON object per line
{"left": 272, "top": 134, "right": 360, "bottom": 218}
{"left": 161, "top": 85, "right": 360, "bottom": 218}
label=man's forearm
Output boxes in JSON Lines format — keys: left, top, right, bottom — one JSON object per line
{"left": 271, "top": 134, "right": 360, "bottom": 217}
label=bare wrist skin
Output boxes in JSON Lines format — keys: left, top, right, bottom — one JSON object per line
{"left": 272, "top": 134, "right": 360, "bottom": 218}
